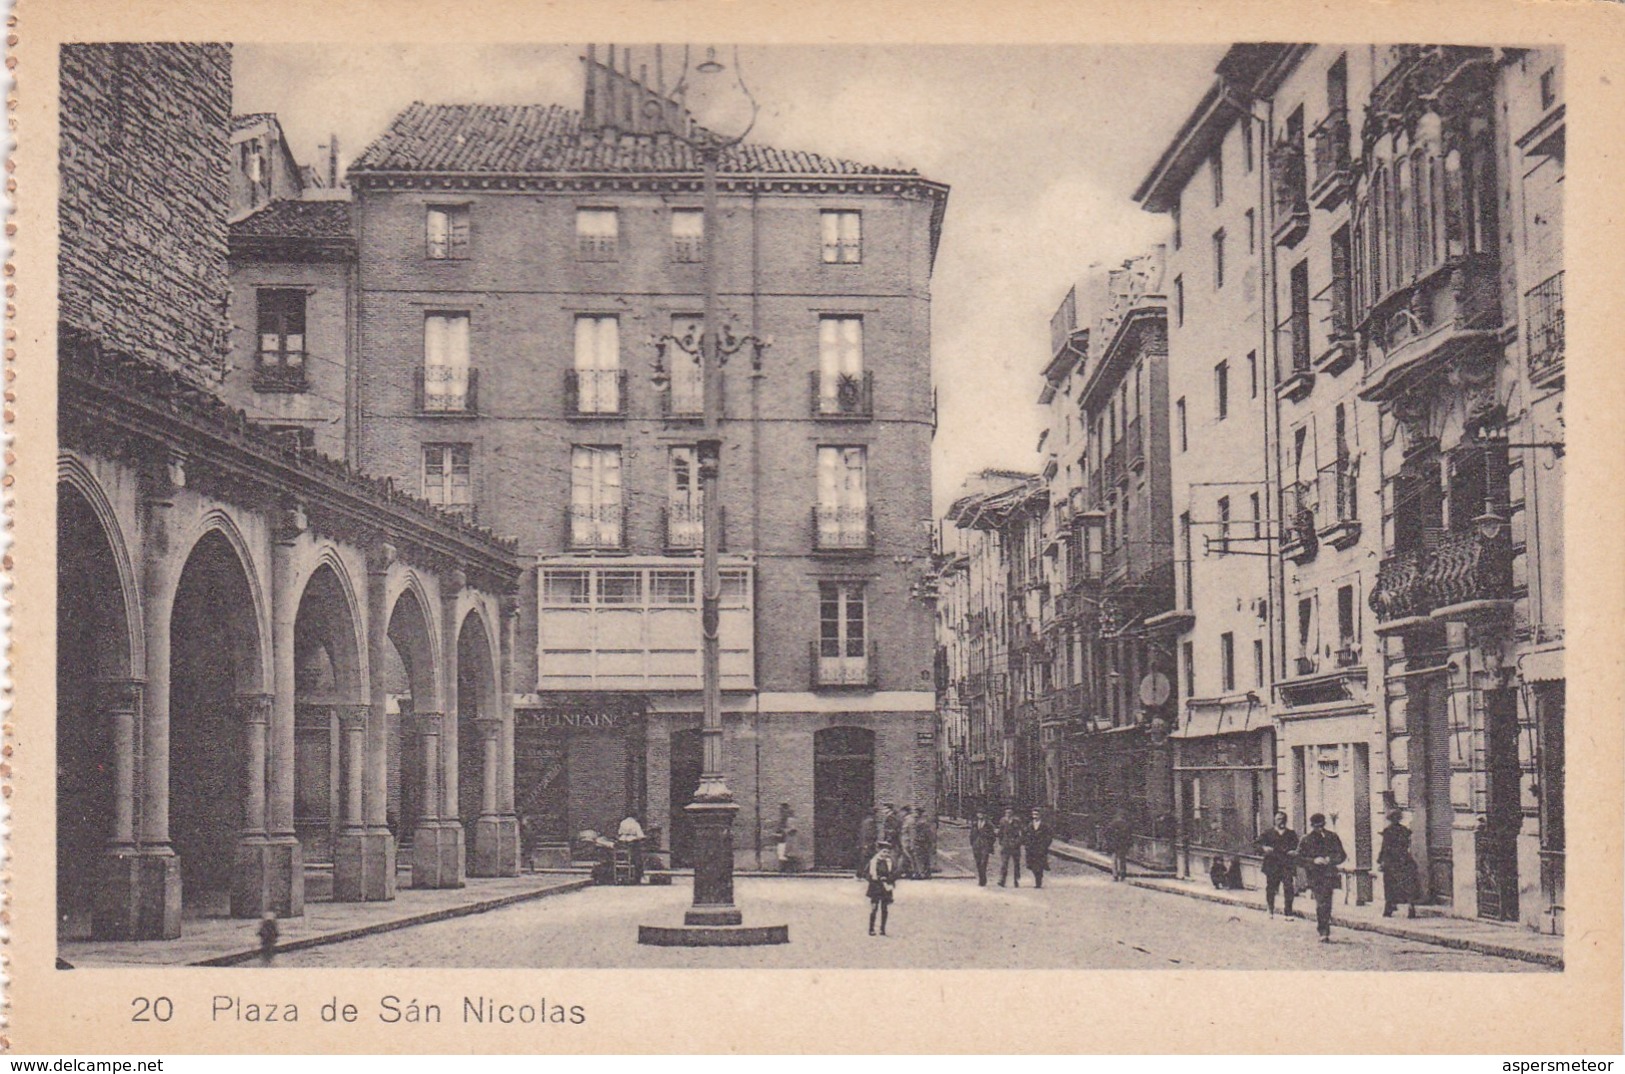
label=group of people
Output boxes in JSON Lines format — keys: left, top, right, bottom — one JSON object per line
{"left": 1256, "top": 808, "right": 1421, "bottom": 942}
{"left": 856, "top": 804, "right": 937, "bottom": 936}
{"left": 967, "top": 807, "right": 1055, "bottom": 889}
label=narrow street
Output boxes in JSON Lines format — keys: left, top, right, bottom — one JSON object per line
{"left": 276, "top": 826, "right": 1543, "bottom": 971}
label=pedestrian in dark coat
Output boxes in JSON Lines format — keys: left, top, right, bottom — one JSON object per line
{"left": 969, "top": 810, "right": 998, "bottom": 886}
{"left": 996, "top": 807, "right": 1024, "bottom": 887}
{"left": 865, "top": 842, "right": 898, "bottom": 936}
{"left": 916, "top": 810, "right": 937, "bottom": 879}
{"left": 1299, "top": 813, "right": 1348, "bottom": 942}
{"left": 1023, "top": 808, "right": 1054, "bottom": 888}
{"left": 1104, "top": 811, "right": 1132, "bottom": 881}
{"left": 1378, "top": 810, "right": 1422, "bottom": 919}
{"left": 881, "top": 803, "right": 903, "bottom": 849}
{"left": 855, "top": 812, "right": 878, "bottom": 879}
{"left": 1256, "top": 811, "right": 1299, "bottom": 918}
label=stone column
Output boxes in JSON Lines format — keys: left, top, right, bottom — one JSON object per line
{"left": 492, "top": 594, "right": 522, "bottom": 875}
{"left": 439, "top": 570, "right": 468, "bottom": 880}
{"left": 230, "top": 693, "right": 287, "bottom": 917}
{"left": 92, "top": 678, "right": 161, "bottom": 940}
{"left": 333, "top": 543, "right": 397, "bottom": 901}
{"left": 265, "top": 506, "right": 305, "bottom": 915}
{"left": 411, "top": 712, "right": 461, "bottom": 888}
{"left": 470, "top": 716, "right": 512, "bottom": 877}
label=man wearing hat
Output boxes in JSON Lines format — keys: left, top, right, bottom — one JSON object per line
{"left": 1023, "top": 807, "right": 1054, "bottom": 889}
{"left": 1297, "top": 813, "right": 1348, "bottom": 942}
{"left": 996, "top": 806, "right": 1024, "bottom": 887}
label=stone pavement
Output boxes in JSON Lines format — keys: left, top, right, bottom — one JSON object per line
{"left": 59, "top": 873, "right": 590, "bottom": 967}
{"left": 1042, "top": 835, "right": 1563, "bottom": 967}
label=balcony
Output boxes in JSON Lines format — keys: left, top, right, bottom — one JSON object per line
{"left": 1315, "top": 459, "right": 1361, "bottom": 550}
{"left": 1277, "top": 313, "right": 1315, "bottom": 402}
{"left": 1280, "top": 481, "right": 1318, "bottom": 563}
{"left": 1360, "top": 255, "right": 1503, "bottom": 403}
{"left": 1086, "top": 469, "right": 1105, "bottom": 510}
{"left": 416, "top": 367, "right": 479, "bottom": 416}
{"left": 1126, "top": 416, "right": 1145, "bottom": 471}
{"left": 253, "top": 359, "right": 307, "bottom": 394}
{"left": 812, "top": 504, "right": 875, "bottom": 553}
{"left": 1104, "top": 439, "right": 1125, "bottom": 488}
{"left": 660, "top": 362, "right": 705, "bottom": 419}
{"left": 810, "top": 370, "right": 875, "bottom": 419}
{"left": 1526, "top": 271, "right": 1564, "bottom": 388}
{"left": 1371, "top": 528, "right": 1513, "bottom": 629}
{"left": 1270, "top": 137, "right": 1310, "bottom": 248}
{"left": 566, "top": 503, "right": 626, "bottom": 552}
{"left": 1315, "top": 278, "right": 1358, "bottom": 376}
{"left": 1334, "top": 644, "right": 1361, "bottom": 668}
{"left": 661, "top": 503, "right": 726, "bottom": 554}
{"left": 565, "top": 368, "right": 628, "bottom": 417}
{"left": 1310, "top": 109, "right": 1352, "bottom": 210}
{"left": 810, "top": 640, "right": 879, "bottom": 689}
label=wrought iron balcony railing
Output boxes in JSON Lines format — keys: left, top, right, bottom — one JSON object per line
{"left": 565, "top": 368, "right": 627, "bottom": 416}
{"left": 1282, "top": 480, "right": 1318, "bottom": 562}
{"left": 416, "top": 367, "right": 479, "bottom": 415}
{"left": 812, "top": 504, "right": 875, "bottom": 552}
{"left": 810, "top": 640, "right": 879, "bottom": 689}
{"left": 1271, "top": 137, "right": 1310, "bottom": 247}
{"left": 1310, "top": 108, "right": 1352, "bottom": 208}
{"left": 1371, "top": 528, "right": 1513, "bottom": 623}
{"left": 661, "top": 362, "right": 705, "bottom": 418}
{"left": 661, "top": 503, "right": 726, "bottom": 553}
{"left": 566, "top": 502, "right": 625, "bottom": 551}
{"left": 810, "top": 370, "right": 875, "bottom": 418}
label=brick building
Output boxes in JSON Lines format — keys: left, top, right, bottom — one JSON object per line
{"left": 58, "top": 43, "right": 522, "bottom": 944}
{"left": 345, "top": 55, "right": 948, "bottom": 870}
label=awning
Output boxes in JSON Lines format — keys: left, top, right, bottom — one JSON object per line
{"left": 1170, "top": 700, "right": 1266, "bottom": 739}
{"left": 1518, "top": 646, "right": 1565, "bottom": 684}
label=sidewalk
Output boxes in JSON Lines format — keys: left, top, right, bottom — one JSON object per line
{"left": 59, "top": 874, "right": 591, "bottom": 968}
{"left": 1047, "top": 838, "right": 1563, "bottom": 968}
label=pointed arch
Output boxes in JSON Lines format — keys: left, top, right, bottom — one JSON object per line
{"left": 56, "top": 453, "right": 142, "bottom": 673}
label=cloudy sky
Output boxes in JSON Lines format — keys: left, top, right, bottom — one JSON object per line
{"left": 234, "top": 43, "right": 1225, "bottom": 511}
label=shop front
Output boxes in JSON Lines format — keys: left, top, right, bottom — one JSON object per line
{"left": 513, "top": 696, "right": 647, "bottom": 868}
{"left": 1063, "top": 724, "right": 1175, "bottom": 870}
{"left": 1278, "top": 710, "right": 1378, "bottom": 905}
{"left": 1171, "top": 701, "right": 1275, "bottom": 886}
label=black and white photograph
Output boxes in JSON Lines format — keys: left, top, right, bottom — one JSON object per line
{"left": 14, "top": 0, "right": 1624, "bottom": 1056}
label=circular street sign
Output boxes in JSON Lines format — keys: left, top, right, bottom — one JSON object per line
{"left": 1139, "top": 671, "right": 1172, "bottom": 708}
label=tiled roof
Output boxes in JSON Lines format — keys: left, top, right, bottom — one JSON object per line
{"left": 232, "top": 111, "right": 277, "bottom": 133}
{"left": 350, "top": 102, "right": 922, "bottom": 178}
{"left": 230, "top": 200, "right": 354, "bottom": 242}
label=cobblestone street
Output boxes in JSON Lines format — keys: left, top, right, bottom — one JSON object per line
{"left": 277, "top": 832, "right": 1545, "bottom": 971}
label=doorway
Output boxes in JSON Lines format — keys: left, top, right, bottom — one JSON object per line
{"left": 1478, "top": 688, "right": 1521, "bottom": 921}
{"left": 813, "top": 726, "right": 875, "bottom": 869}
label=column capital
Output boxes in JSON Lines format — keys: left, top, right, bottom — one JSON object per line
{"left": 366, "top": 540, "right": 399, "bottom": 576}
{"left": 474, "top": 715, "right": 504, "bottom": 740}
{"left": 413, "top": 712, "right": 445, "bottom": 737}
{"left": 443, "top": 567, "right": 468, "bottom": 598}
{"left": 274, "top": 501, "right": 309, "bottom": 545}
{"left": 338, "top": 704, "right": 371, "bottom": 732}
{"left": 231, "top": 693, "right": 275, "bottom": 726}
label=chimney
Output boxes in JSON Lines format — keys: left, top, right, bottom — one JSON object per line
{"left": 328, "top": 133, "right": 340, "bottom": 188}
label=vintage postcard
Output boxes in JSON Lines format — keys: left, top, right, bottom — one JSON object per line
{"left": 8, "top": 0, "right": 1624, "bottom": 1055}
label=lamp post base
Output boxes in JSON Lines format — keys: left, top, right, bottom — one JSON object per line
{"left": 636, "top": 796, "right": 789, "bottom": 947}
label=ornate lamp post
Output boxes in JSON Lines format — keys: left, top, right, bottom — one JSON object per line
{"left": 638, "top": 46, "right": 786, "bottom": 946}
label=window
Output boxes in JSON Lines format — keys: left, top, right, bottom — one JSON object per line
{"left": 422, "top": 443, "right": 472, "bottom": 515}
{"left": 1171, "top": 205, "right": 1182, "bottom": 250}
{"left": 1178, "top": 511, "right": 1194, "bottom": 610}
{"left": 821, "top": 210, "right": 862, "bottom": 263}
{"left": 255, "top": 289, "right": 306, "bottom": 388}
{"left": 817, "top": 316, "right": 867, "bottom": 415}
{"left": 1176, "top": 397, "right": 1188, "bottom": 452}
{"left": 572, "top": 314, "right": 622, "bottom": 414}
{"left": 816, "top": 446, "right": 869, "bottom": 549}
{"left": 1212, "top": 228, "right": 1226, "bottom": 289}
{"left": 1329, "top": 224, "right": 1353, "bottom": 339}
{"left": 542, "top": 570, "right": 591, "bottom": 605}
{"left": 1249, "top": 491, "right": 1262, "bottom": 538}
{"left": 1296, "top": 595, "right": 1316, "bottom": 671}
{"left": 1337, "top": 584, "right": 1356, "bottom": 647}
{"left": 1288, "top": 260, "right": 1310, "bottom": 373}
{"left": 818, "top": 582, "right": 869, "bottom": 685}
{"left": 569, "top": 445, "right": 623, "bottom": 549}
{"left": 1215, "top": 360, "right": 1229, "bottom": 420}
{"left": 1540, "top": 67, "right": 1557, "bottom": 110}
{"left": 1173, "top": 274, "right": 1185, "bottom": 327}
{"left": 422, "top": 312, "right": 471, "bottom": 412}
{"left": 671, "top": 209, "right": 704, "bottom": 262}
{"left": 576, "top": 208, "right": 618, "bottom": 260}
{"left": 1210, "top": 146, "right": 1224, "bottom": 207}
{"left": 650, "top": 570, "right": 697, "bottom": 605}
{"left": 1247, "top": 350, "right": 1259, "bottom": 397}
{"left": 666, "top": 314, "right": 704, "bottom": 415}
{"left": 1245, "top": 208, "right": 1256, "bottom": 254}
{"left": 1220, "top": 632, "right": 1236, "bottom": 693}
{"left": 667, "top": 446, "right": 703, "bottom": 550}
{"left": 426, "top": 205, "right": 470, "bottom": 260}
{"left": 1182, "top": 640, "right": 1196, "bottom": 700}
{"left": 1217, "top": 495, "right": 1231, "bottom": 553}
{"left": 1253, "top": 639, "right": 1265, "bottom": 688}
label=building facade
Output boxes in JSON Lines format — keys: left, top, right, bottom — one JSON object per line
{"left": 346, "top": 57, "right": 949, "bottom": 871}
{"left": 58, "top": 44, "right": 524, "bottom": 944}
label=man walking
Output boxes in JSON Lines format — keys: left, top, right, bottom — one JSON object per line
{"left": 997, "top": 806, "right": 1024, "bottom": 887}
{"left": 1378, "top": 809, "right": 1421, "bottom": 919}
{"left": 969, "top": 809, "right": 998, "bottom": 886}
{"left": 899, "top": 806, "right": 921, "bottom": 879}
{"left": 1299, "top": 813, "right": 1348, "bottom": 942}
{"left": 1023, "top": 808, "right": 1054, "bottom": 889}
{"left": 1256, "top": 810, "right": 1299, "bottom": 919}
{"left": 1104, "top": 810, "right": 1132, "bottom": 881}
